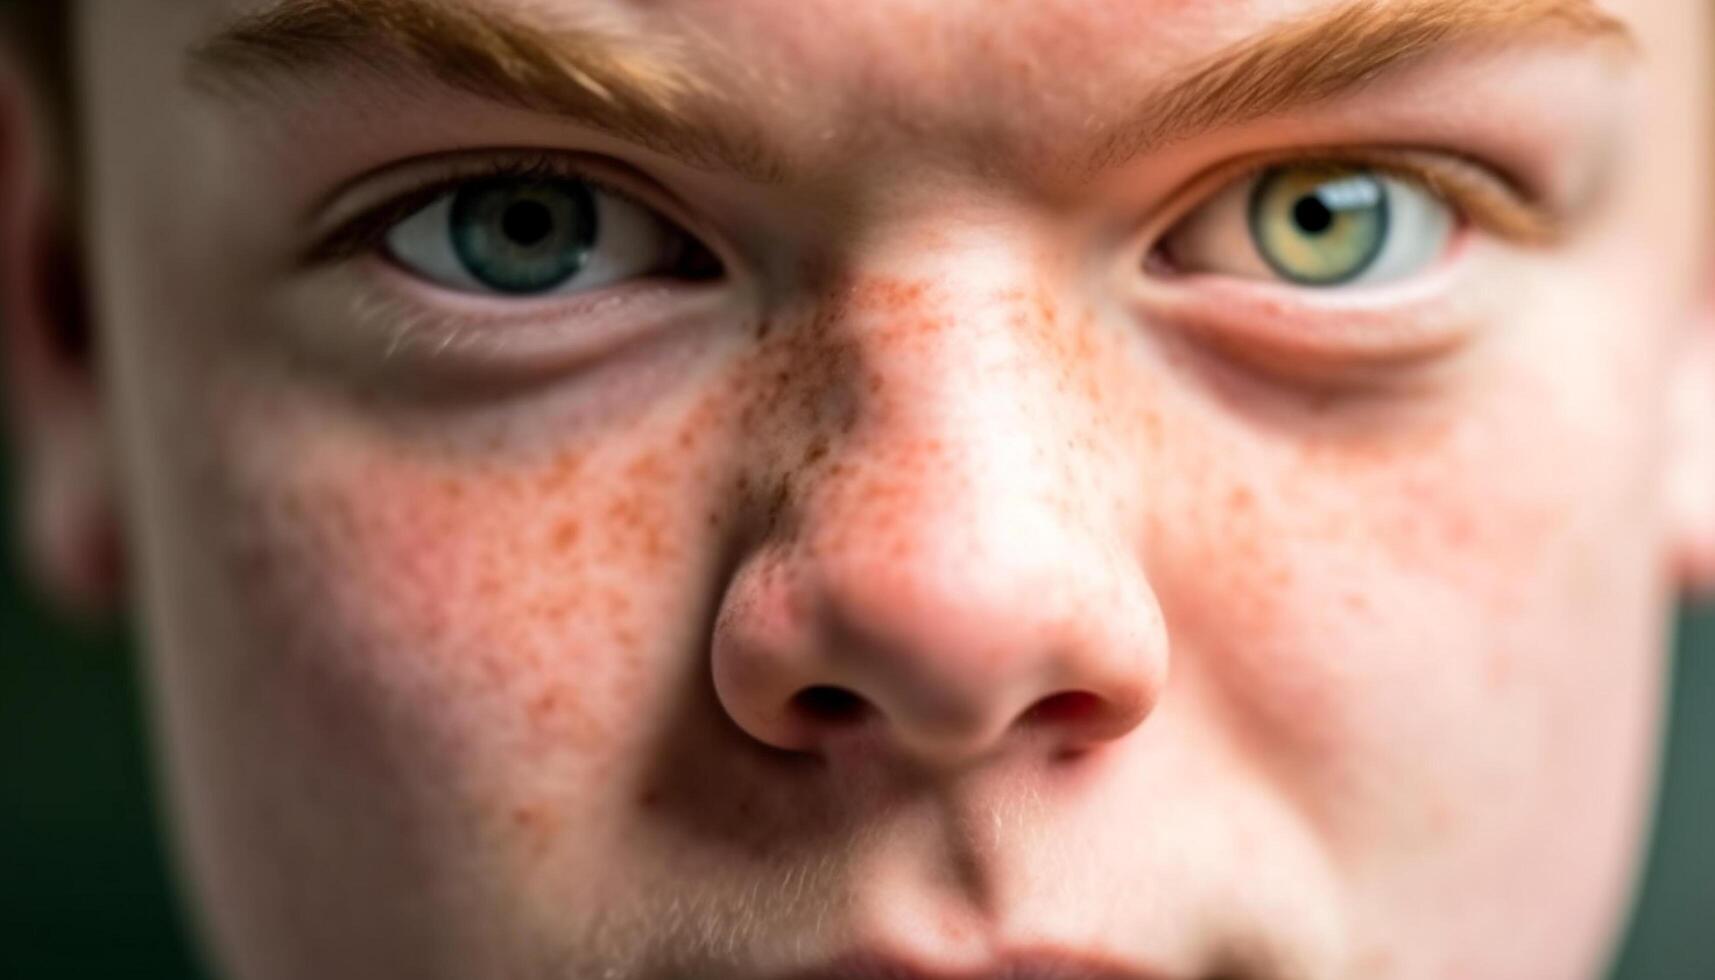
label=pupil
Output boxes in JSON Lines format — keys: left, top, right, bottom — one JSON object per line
{"left": 1293, "top": 195, "right": 1334, "bottom": 235}
{"left": 501, "top": 201, "right": 554, "bottom": 246}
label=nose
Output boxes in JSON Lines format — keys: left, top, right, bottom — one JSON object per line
{"left": 711, "top": 267, "right": 1169, "bottom": 771}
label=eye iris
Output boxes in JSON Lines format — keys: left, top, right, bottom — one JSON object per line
{"left": 450, "top": 178, "right": 597, "bottom": 294}
{"left": 1249, "top": 166, "right": 1389, "bottom": 285}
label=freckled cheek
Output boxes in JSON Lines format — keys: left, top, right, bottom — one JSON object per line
{"left": 1175, "top": 399, "right": 1643, "bottom": 844}
{"left": 228, "top": 429, "right": 729, "bottom": 798}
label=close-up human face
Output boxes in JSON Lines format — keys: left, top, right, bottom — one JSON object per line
{"left": 15, "top": 0, "right": 1715, "bottom": 977}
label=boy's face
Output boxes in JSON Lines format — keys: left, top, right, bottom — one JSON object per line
{"left": 14, "top": 0, "right": 1715, "bottom": 977}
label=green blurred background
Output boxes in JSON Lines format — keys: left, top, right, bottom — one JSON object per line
{"left": 2, "top": 457, "right": 1711, "bottom": 977}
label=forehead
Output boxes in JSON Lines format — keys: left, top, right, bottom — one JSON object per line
{"left": 184, "top": 0, "right": 1657, "bottom": 77}
{"left": 181, "top": 0, "right": 1261, "bottom": 152}
{"left": 192, "top": 0, "right": 1277, "bottom": 69}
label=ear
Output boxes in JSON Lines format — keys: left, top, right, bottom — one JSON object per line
{"left": 0, "top": 55, "right": 119, "bottom": 616}
{"left": 1668, "top": 267, "right": 1715, "bottom": 600}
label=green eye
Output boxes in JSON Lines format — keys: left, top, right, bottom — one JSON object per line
{"left": 449, "top": 178, "right": 597, "bottom": 294}
{"left": 1158, "top": 159, "right": 1454, "bottom": 288}
{"left": 1248, "top": 165, "right": 1388, "bottom": 285}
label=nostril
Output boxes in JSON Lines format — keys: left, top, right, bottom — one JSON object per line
{"left": 1025, "top": 690, "right": 1103, "bottom": 725}
{"left": 791, "top": 685, "right": 869, "bottom": 726}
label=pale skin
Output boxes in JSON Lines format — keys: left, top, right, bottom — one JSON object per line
{"left": 3, "top": 0, "right": 1715, "bottom": 978}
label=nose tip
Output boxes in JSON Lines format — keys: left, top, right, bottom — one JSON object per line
{"left": 710, "top": 528, "right": 1168, "bottom": 770}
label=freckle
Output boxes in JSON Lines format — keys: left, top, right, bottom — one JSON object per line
{"left": 801, "top": 435, "right": 830, "bottom": 468}
{"left": 528, "top": 687, "right": 565, "bottom": 724}
{"left": 856, "top": 277, "right": 931, "bottom": 313}
{"left": 1034, "top": 291, "right": 1057, "bottom": 328}
{"left": 639, "top": 789, "right": 660, "bottom": 809}
{"left": 543, "top": 450, "right": 584, "bottom": 489}
{"left": 1142, "top": 411, "right": 1163, "bottom": 444}
{"left": 1227, "top": 486, "right": 1255, "bottom": 514}
{"left": 1440, "top": 511, "right": 1478, "bottom": 549}
{"left": 509, "top": 802, "right": 562, "bottom": 853}
{"left": 550, "top": 518, "right": 582, "bottom": 551}
{"left": 623, "top": 450, "right": 670, "bottom": 484}
{"left": 1072, "top": 329, "right": 1099, "bottom": 396}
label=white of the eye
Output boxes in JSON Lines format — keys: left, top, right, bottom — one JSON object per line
{"left": 383, "top": 184, "right": 677, "bottom": 296}
{"left": 1345, "top": 176, "right": 1452, "bottom": 285}
{"left": 1162, "top": 170, "right": 1455, "bottom": 287}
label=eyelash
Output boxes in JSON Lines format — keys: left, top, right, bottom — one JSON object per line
{"left": 1149, "top": 145, "right": 1563, "bottom": 258}
{"left": 304, "top": 145, "right": 1559, "bottom": 307}
{"left": 303, "top": 152, "right": 714, "bottom": 274}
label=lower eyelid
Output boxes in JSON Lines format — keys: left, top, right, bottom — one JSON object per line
{"left": 278, "top": 255, "right": 732, "bottom": 387}
{"left": 1130, "top": 227, "right": 1491, "bottom": 379}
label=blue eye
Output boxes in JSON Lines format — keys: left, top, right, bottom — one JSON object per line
{"left": 447, "top": 178, "right": 598, "bottom": 293}
{"left": 1160, "top": 162, "right": 1455, "bottom": 287}
{"left": 385, "top": 174, "right": 709, "bottom": 297}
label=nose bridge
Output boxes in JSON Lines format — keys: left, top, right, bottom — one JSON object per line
{"left": 798, "top": 249, "right": 1098, "bottom": 590}
{"left": 823, "top": 246, "right": 1087, "bottom": 509}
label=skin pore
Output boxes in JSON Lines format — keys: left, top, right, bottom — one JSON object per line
{"left": 3, "top": 1, "right": 1714, "bottom": 979}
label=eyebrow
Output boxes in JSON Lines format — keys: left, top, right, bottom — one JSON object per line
{"left": 1088, "top": 0, "right": 1634, "bottom": 171}
{"left": 190, "top": 0, "right": 1634, "bottom": 183}
{"left": 189, "top": 0, "right": 788, "bottom": 182}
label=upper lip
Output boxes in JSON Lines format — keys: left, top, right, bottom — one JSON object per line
{"left": 772, "top": 947, "right": 1178, "bottom": 980}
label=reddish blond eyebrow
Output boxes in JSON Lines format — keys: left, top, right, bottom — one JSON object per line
{"left": 1087, "top": 0, "right": 1635, "bottom": 172}
{"left": 191, "top": 0, "right": 1635, "bottom": 183}
{"left": 190, "top": 0, "right": 785, "bottom": 181}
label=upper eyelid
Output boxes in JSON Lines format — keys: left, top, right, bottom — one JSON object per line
{"left": 1146, "top": 145, "right": 1564, "bottom": 251}
{"left": 300, "top": 151, "right": 697, "bottom": 267}
{"left": 302, "top": 144, "right": 1562, "bottom": 280}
